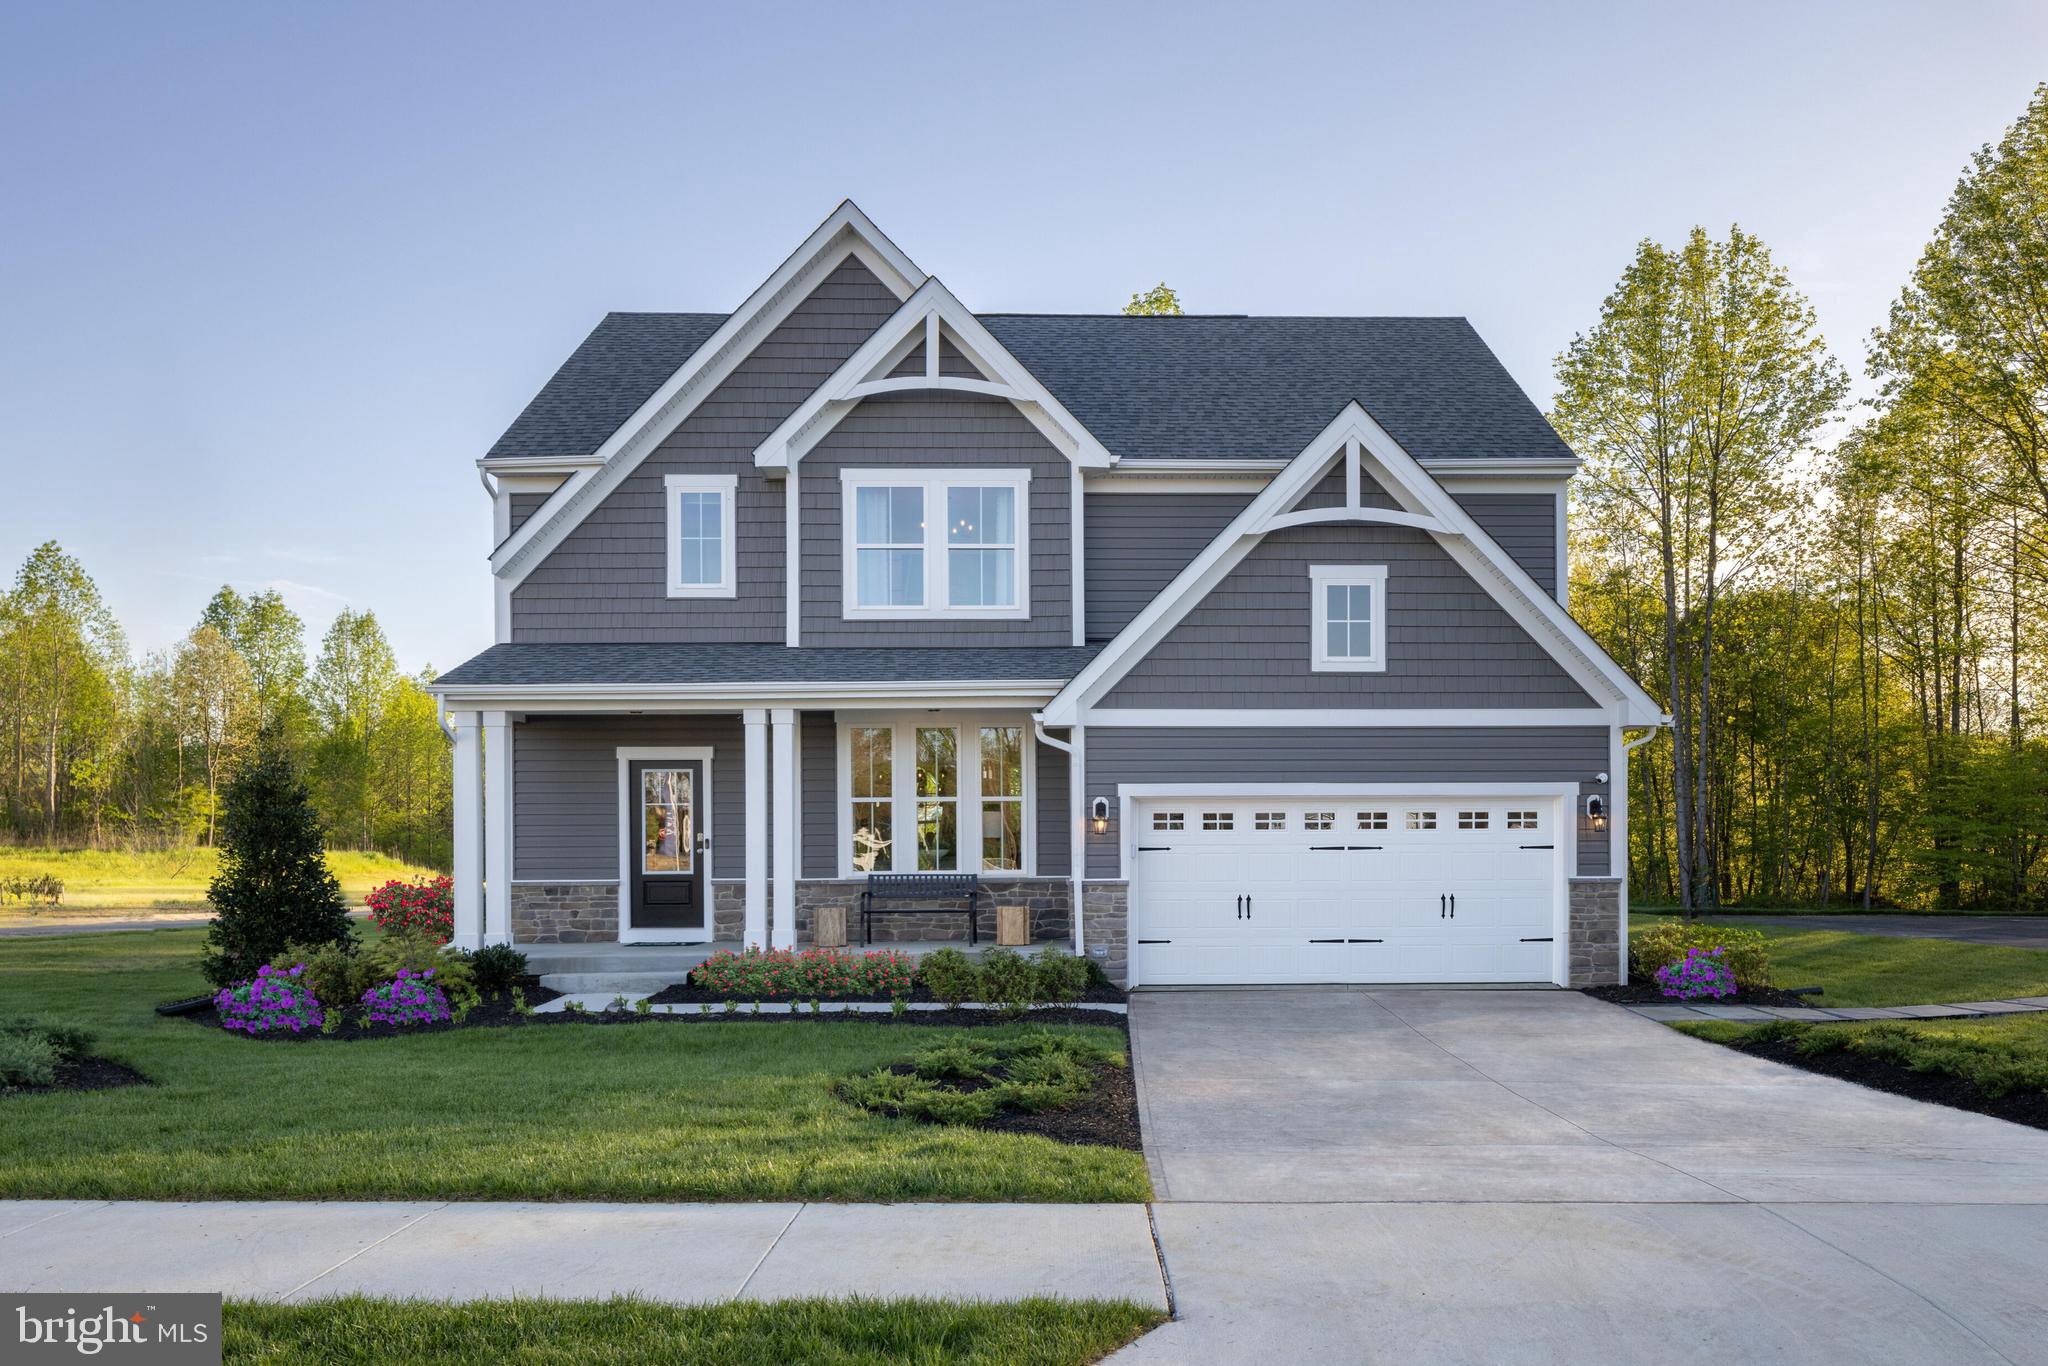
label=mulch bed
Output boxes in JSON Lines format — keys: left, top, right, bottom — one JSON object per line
{"left": 1582, "top": 982, "right": 1818, "bottom": 1008}
{"left": 645, "top": 980, "right": 1129, "bottom": 1007}
{"left": 3, "top": 1055, "right": 151, "bottom": 1098}
{"left": 557, "top": 1005, "right": 1133, "bottom": 1029}
{"left": 985, "top": 1061, "right": 1143, "bottom": 1151}
{"left": 183, "top": 986, "right": 563, "bottom": 1042}
{"left": 1716, "top": 1033, "right": 2048, "bottom": 1133}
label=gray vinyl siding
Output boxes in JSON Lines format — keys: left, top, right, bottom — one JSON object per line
{"left": 1098, "top": 522, "right": 1593, "bottom": 708}
{"left": 1036, "top": 738, "right": 1070, "bottom": 877}
{"left": 1081, "top": 726, "right": 1610, "bottom": 878}
{"left": 1083, "top": 491, "right": 1257, "bottom": 640}
{"left": 1455, "top": 492, "right": 1558, "bottom": 596}
{"left": 512, "top": 714, "right": 748, "bottom": 880}
{"left": 509, "top": 257, "right": 900, "bottom": 642}
{"left": 507, "top": 487, "right": 562, "bottom": 536}
{"left": 797, "top": 395, "right": 1073, "bottom": 646}
{"left": 801, "top": 709, "right": 836, "bottom": 877}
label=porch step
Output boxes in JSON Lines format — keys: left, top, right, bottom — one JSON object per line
{"left": 521, "top": 946, "right": 714, "bottom": 976}
{"left": 538, "top": 971, "right": 688, "bottom": 995}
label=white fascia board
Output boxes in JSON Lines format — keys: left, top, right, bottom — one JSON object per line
{"left": 1042, "top": 401, "right": 1660, "bottom": 726}
{"left": 1074, "top": 707, "right": 1618, "bottom": 727}
{"left": 426, "top": 680, "right": 1070, "bottom": 712}
{"left": 489, "top": 202, "right": 926, "bottom": 587}
{"left": 478, "top": 455, "right": 605, "bottom": 478}
{"left": 753, "top": 278, "right": 1115, "bottom": 472}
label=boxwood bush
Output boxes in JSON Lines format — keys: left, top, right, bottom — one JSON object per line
{"left": 1631, "top": 921, "right": 1772, "bottom": 987}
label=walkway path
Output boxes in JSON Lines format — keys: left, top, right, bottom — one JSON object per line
{"left": 0, "top": 1200, "right": 1168, "bottom": 1308}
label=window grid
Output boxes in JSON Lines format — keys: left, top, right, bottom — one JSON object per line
{"left": 1152, "top": 811, "right": 1185, "bottom": 831}
{"left": 1202, "top": 812, "right": 1235, "bottom": 832}
{"left": 1254, "top": 811, "right": 1287, "bottom": 831}
{"left": 915, "top": 727, "right": 958, "bottom": 871}
{"left": 1406, "top": 810, "right": 1437, "bottom": 831}
{"left": 1304, "top": 811, "right": 1335, "bottom": 831}
{"left": 978, "top": 726, "right": 1024, "bottom": 871}
{"left": 1357, "top": 811, "right": 1389, "bottom": 830}
{"left": 1508, "top": 810, "right": 1539, "bottom": 830}
{"left": 849, "top": 726, "right": 894, "bottom": 872}
{"left": 1458, "top": 811, "right": 1490, "bottom": 830}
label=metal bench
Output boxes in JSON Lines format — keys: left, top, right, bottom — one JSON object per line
{"left": 861, "top": 872, "right": 982, "bottom": 946}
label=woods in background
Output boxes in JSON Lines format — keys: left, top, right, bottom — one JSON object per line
{"left": 1563, "top": 84, "right": 2048, "bottom": 913}
{"left": 0, "top": 545, "right": 451, "bottom": 868}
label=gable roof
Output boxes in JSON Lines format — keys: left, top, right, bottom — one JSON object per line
{"left": 486, "top": 312, "right": 727, "bottom": 461}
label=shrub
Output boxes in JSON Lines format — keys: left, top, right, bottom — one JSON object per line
{"left": 269, "top": 940, "right": 376, "bottom": 1014}
{"left": 0, "top": 874, "right": 63, "bottom": 907}
{"left": 688, "top": 947, "right": 919, "bottom": 1000}
{"left": 1656, "top": 948, "right": 1738, "bottom": 1001}
{"left": 1, "top": 1016, "right": 93, "bottom": 1061}
{"left": 839, "top": 1035, "right": 1119, "bottom": 1126}
{"left": 215, "top": 964, "right": 326, "bottom": 1035}
{"left": 917, "top": 947, "right": 980, "bottom": 1009}
{"left": 1631, "top": 921, "right": 1771, "bottom": 987}
{"left": 0, "top": 1031, "right": 59, "bottom": 1086}
{"left": 467, "top": 943, "right": 530, "bottom": 995}
{"left": 364, "top": 875, "right": 455, "bottom": 943}
{"left": 1034, "top": 946, "right": 1090, "bottom": 1004}
{"left": 201, "top": 743, "right": 352, "bottom": 987}
{"left": 360, "top": 969, "right": 452, "bottom": 1027}
{"left": 364, "top": 930, "right": 477, "bottom": 1014}
{"left": 977, "top": 948, "right": 1038, "bottom": 1017}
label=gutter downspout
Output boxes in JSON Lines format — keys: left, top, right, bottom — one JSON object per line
{"left": 1032, "top": 714, "right": 1085, "bottom": 959}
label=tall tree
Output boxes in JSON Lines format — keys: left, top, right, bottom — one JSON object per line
{"left": 1122, "top": 283, "right": 1184, "bottom": 316}
{"left": 310, "top": 607, "right": 397, "bottom": 848}
{"left": 0, "top": 543, "right": 125, "bottom": 835}
{"left": 235, "top": 589, "right": 308, "bottom": 734}
{"left": 172, "top": 624, "right": 255, "bottom": 845}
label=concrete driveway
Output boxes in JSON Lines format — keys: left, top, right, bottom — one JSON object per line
{"left": 1117, "top": 988, "right": 2048, "bottom": 1364}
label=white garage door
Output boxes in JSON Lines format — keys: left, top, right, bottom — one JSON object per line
{"left": 1128, "top": 796, "right": 1564, "bottom": 986}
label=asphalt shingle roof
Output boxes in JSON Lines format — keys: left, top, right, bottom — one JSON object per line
{"left": 484, "top": 311, "right": 1571, "bottom": 464}
{"left": 434, "top": 644, "right": 1102, "bottom": 689}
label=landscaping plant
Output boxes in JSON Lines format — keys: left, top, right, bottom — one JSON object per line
{"left": 467, "top": 943, "right": 529, "bottom": 994}
{"left": 268, "top": 940, "right": 375, "bottom": 1014}
{"left": 364, "top": 929, "right": 478, "bottom": 1014}
{"left": 840, "top": 1034, "right": 1123, "bottom": 1125}
{"left": 201, "top": 742, "right": 352, "bottom": 987}
{"left": 0, "top": 1031, "right": 59, "bottom": 1087}
{"left": 690, "top": 946, "right": 916, "bottom": 1000}
{"left": 359, "top": 969, "right": 452, "bottom": 1027}
{"left": 917, "top": 947, "right": 980, "bottom": 1008}
{"left": 978, "top": 948, "right": 1039, "bottom": 1017}
{"left": 363, "top": 875, "right": 454, "bottom": 943}
{"left": 1655, "top": 948, "right": 1739, "bottom": 1001}
{"left": 1034, "top": 947, "right": 1090, "bottom": 1004}
{"left": 1630, "top": 920, "right": 1771, "bottom": 987}
{"left": 215, "top": 964, "right": 326, "bottom": 1035}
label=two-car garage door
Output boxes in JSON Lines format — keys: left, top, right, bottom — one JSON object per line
{"left": 1127, "top": 795, "right": 1565, "bottom": 986}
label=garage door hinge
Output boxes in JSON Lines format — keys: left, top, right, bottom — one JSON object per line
{"left": 1348, "top": 938, "right": 1383, "bottom": 944}
{"left": 1348, "top": 845, "right": 1383, "bottom": 851}
{"left": 1520, "top": 937, "right": 1554, "bottom": 943}
{"left": 1519, "top": 844, "right": 1555, "bottom": 850}
{"left": 1309, "top": 937, "right": 1345, "bottom": 943}
{"left": 1309, "top": 845, "right": 1345, "bottom": 851}
{"left": 1137, "top": 939, "right": 1172, "bottom": 945}
{"left": 1136, "top": 845, "right": 1172, "bottom": 852}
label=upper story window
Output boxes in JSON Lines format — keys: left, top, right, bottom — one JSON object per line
{"left": 664, "top": 474, "right": 738, "bottom": 598}
{"left": 1309, "top": 564, "right": 1388, "bottom": 672}
{"left": 841, "top": 469, "right": 1030, "bottom": 620}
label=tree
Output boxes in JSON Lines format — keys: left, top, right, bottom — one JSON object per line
{"left": 1554, "top": 227, "right": 1848, "bottom": 913}
{"left": 236, "top": 589, "right": 308, "bottom": 733}
{"left": 171, "top": 624, "right": 254, "bottom": 844}
{"left": 201, "top": 738, "right": 352, "bottom": 987}
{"left": 373, "top": 671, "right": 452, "bottom": 867}
{"left": 0, "top": 543, "right": 125, "bottom": 836}
{"left": 1122, "top": 283, "right": 1184, "bottom": 316}
{"left": 310, "top": 608, "right": 397, "bottom": 848}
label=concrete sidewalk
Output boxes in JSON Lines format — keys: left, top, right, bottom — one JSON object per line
{"left": 0, "top": 1200, "right": 1168, "bottom": 1308}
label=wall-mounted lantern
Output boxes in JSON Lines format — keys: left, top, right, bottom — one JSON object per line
{"left": 1091, "top": 797, "right": 1111, "bottom": 836}
{"left": 1585, "top": 793, "right": 1607, "bottom": 833}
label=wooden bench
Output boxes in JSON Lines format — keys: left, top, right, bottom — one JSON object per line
{"left": 861, "top": 872, "right": 982, "bottom": 946}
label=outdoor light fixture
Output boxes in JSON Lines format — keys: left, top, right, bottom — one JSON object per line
{"left": 1091, "top": 797, "right": 1110, "bottom": 836}
{"left": 1585, "top": 793, "right": 1607, "bottom": 832}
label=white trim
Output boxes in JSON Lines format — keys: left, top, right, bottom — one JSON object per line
{"left": 834, "top": 711, "right": 1037, "bottom": 879}
{"left": 1070, "top": 463, "right": 1085, "bottom": 646}
{"left": 1040, "top": 401, "right": 1661, "bottom": 727}
{"left": 493, "top": 202, "right": 925, "bottom": 587}
{"left": 1308, "top": 565, "right": 1388, "bottom": 673}
{"left": 616, "top": 745, "right": 716, "bottom": 944}
{"left": 784, "top": 465, "right": 801, "bottom": 646}
{"left": 1078, "top": 707, "right": 1618, "bottom": 727}
{"left": 430, "top": 679, "right": 1070, "bottom": 709}
{"left": 743, "top": 710, "right": 768, "bottom": 948}
{"left": 1085, "top": 472, "right": 1274, "bottom": 494}
{"left": 838, "top": 468, "right": 1032, "bottom": 620}
{"left": 1556, "top": 490, "right": 1569, "bottom": 608}
{"left": 663, "top": 473, "right": 739, "bottom": 598}
{"left": 449, "top": 712, "right": 482, "bottom": 950}
{"left": 753, "top": 277, "right": 1114, "bottom": 472}
{"left": 1265, "top": 507, "right": 1445, "bottom": 534}
{"left": 482, "top": 711, "right": 513, "bottom": 946}
{"left": 771, "top": 709, "right": 797, "bottom": 950}
{"left": 478, "top": 455, "right": 606, "bottom": 477}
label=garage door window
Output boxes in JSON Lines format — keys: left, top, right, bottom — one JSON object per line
{"left": 1508, "top": 810, "right": 1539, "bottom": 829}
{"left": 1153, "top": 811, "right": 1184, "bottom": 831}
{"left": 1202, "top": 812, "right": 1235, "bottom": 831}
{"left": 1357, "top": 811, "right": 1389, "bottom": 830}
{"left": 1254, "top": 811, "right": 1286, "bottom": 831}
{"left": 1406, "top": 810, "right": 1437, "bottom": 830}
{"left": 1304, "top": 811, "right": 1335, "bottom": 830}
{"left": 1458, "top": 811, "right": 1490, "bottom": 830}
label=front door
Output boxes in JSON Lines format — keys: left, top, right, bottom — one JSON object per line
{"left": 628, "top": 759, "right": 705, "bottom": 938}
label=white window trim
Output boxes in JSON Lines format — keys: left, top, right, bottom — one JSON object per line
{"left": 834, "top": 711, "right": 1037, "bottom": 877}
{"left": 839, "top": 468, "right": 1031, "bottom": 621}
{"left": 1310, "top": 564, "right": 1388, "bottom": 672}
{"left": 664, "top": 473, "right": 738, "bottom": 599}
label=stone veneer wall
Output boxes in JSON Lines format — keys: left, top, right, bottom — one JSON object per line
{"left": 1567, "top": 877, "right": 1623, "bottom": 986}
{"left": 1082, "top": 882, "right": 1129, "bottom": 987}
{"left": 791, "top": 878, "right": 1071, "bottom": 945}
{"left": 510, "top": 883, "right": 619, "bottom": 943}
{"left": 712, "top": 882, "right": 745, "bottom": 943}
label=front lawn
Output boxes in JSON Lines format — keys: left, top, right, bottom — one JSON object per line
{"left": 1630, "top": 914, "right": 2048, "bottom": 1006}
{"left": 225, "top": 1296, "right": 1165, "bottom": 1365}
{"left": 0, "top": 929, "right": 1149, "bottom": 1203}
{"left": 0, "top": 844, "right": 438, "bottom": 912}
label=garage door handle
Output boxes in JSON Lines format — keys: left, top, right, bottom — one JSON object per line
{"left": 1450, "top": 894, "right": 1456, "bottom": 919}
{"left": 1246, "top": 894, "right": 1253, "bottom": 920}
{"left": 1440, "top": 894, "right": 1446, "bottom": 918}
{"left": 1236, "top": 895, "right": 1243, "bottom": 919}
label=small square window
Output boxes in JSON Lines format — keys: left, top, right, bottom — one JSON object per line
{"left": 1507, "top": 810, "right": 1539, "bottom": 830}
{"left": 1357, "top": 811, "right": 1389, "bottom": 830}
{"left": 1406, "top": 810, "right": 1437, "bottom": 831}
{"left": 1202, "top": 811, "right": 1235, "bottom": 831}
{"left": 1153, "top": 811, "right": 1185, "bottom": 832}
{"left": 1458, "top": 811, "right": 1489, "bottom": 830}
{"left": 1303, "top": 811, "right": 1335, "bottom": 831}
{"left": 1310, "top": 565, "right": 1388, "bottom": 671}
{"left": 665, "top": 474, "right": 738, "bottom": 597}
{"left": 1254, "top": 811, "right": 1286, "bottom": 831}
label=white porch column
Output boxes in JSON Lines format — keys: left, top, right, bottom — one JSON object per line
{"left": 743, "top": 708, "right": 769, "bottom": 949}
{"left": 1070, "top": 724, "right": 1086, "bottom": 956}
{"left": 482, "top": 710, "right": 512, "bottom": 947}
{"left": 770, "top": 707, "right": 797, "bottom": 949}
{"left": 449, "top": 711, "right": 483, "bottom": 950}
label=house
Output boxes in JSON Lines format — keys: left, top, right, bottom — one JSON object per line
{"left": 429, "top": 202, "right": 1664, "bottom": 989}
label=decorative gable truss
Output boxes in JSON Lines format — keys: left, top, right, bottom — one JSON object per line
{"left": 1039, "top": 401, "right": 1666, "bottom": 727}
{"left": 753, "top": 278, "right": 1116, "bottom": 646}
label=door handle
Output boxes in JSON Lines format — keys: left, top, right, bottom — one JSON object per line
{"left": 1450, "top": 894, "right": 1456, "bottom": 919}
{"left": 1236, "top": 895, "right": 1243, "bottom": 920}
{"left": 1246, "top": 894, "right": 1253, "bottom": 920}
{"left": 1440, "top": 894, "right": 1446, "bottom": 919}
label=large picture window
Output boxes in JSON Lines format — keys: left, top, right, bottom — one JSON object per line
{"left": 841, "top": 470, "right": 1029, "bottom": 619}
{"left": 840, "top": 714, "right": 1033, "bottom": 876}
{"left": 1309, "top": 564, "right": 1388, "bottom": 672}
{"left": 979, "top": 726, "right": 1023, "bottom": 871}
{"left": 849, "top": 725, "right": 894, "bottom": 872}
{"left": 663, "top": 474, "right": 737, "bottom": 598}
{"left": 915, "top": 727, "right": 958, "bottom": 870}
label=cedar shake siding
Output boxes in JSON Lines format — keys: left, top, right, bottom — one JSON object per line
{"left": 1454, "top": 492, "right": 1558, "bottom": 596}
{"left": 1080, "top": 726, "right": 1611, "bottom": 879}
{"left": 1096, "top": 521, "right": 1594, "bottom": 709}
{"left": 508, "top": 257, "right": 901, "bottom": 643}
{"left": 1083, "top": 491, "right": 1259, "bottom": 641}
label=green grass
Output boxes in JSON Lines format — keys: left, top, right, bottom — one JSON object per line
{"left": 1676, "top": 1013, "right": 2048, "bottom": 1098}
{"left": 223, "top": 1296, "right": 1166, "bottom": 1365}
{"left": 0, "top": 929, "right": 1149, "bottom": 1203}
{"left": 0, "top": 844, "right": 439, "bottom": 911}
{"left": 1630, "top": 913, "right": 2048, "bottom": 1006}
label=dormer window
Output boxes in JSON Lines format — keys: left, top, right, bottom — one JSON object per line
{"left": 1310, "top": 564, "right": 1387, "bottom": 671}
{"left": 664, "top": 474, "right": 737, "bottom": 598}
{"left": 841, "top": 469, "right": 1030, "bottom": 619}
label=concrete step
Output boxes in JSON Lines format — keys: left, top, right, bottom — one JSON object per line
{"left": 538, "top": 971, "right": 688, "bottom": 995}
{"left": 522, "top": 949, "right": 713, "bottom": 975}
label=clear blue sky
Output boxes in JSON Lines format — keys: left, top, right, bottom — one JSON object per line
{"left": 4, "top": 1, "right": 2043, "bottom": 673}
